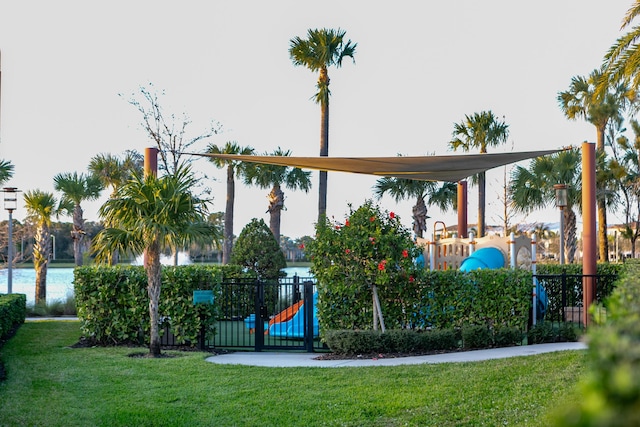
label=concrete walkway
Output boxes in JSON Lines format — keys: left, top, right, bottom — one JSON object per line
{"left": 205, "top": 342, "right": 587, "bottom": 368}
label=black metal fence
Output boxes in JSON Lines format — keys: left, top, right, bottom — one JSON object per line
{"left": 534, "top": 273, "right": 617, "bottom": 328}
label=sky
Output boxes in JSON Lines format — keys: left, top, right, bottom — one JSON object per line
{"left": 0, "top": 0, "right": 636, "bottom": 240}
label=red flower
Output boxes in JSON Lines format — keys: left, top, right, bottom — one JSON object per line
{"left": 370, "top": 216, "right": 376, "bottom": 222}
{"left": 409, "top": 276, "right": 415, "bottom": 283}
{"left": 299, "top": 244, "right": 305, "bottom": 249}
{"left": 345, "top": 249, "right": 351, "bottom": 254}
{"left": 402, "top": 249, "right": 409, "bottom": 258}
{"left": 335, "top": 225, "right": 341, "bottom": 230}
{"left": 345, "top": 219, "right": 350, "bottom": 226}
{"left": 378, "top": 260, "right": 387, "bottom": 271}
{"left": 369, "top": 237, "right": 375, "bottom": 244}
{"left": 390, "top": 212, "right": 395, "bottom": 219}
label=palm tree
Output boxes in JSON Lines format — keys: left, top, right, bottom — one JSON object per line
{"left": 600, "top": 2, "right": 640, "bottom": 93}
{"left": 289, "top": 28, "right": 357, "bottom": 221}
{"left": 558, "top": 69, "right": 634, "bottom": 261}
{"left": 510, "top": 148, "right": 582, "bottom": 263}
{"left": 53, "top": 172, "right": 103, "bottom": 266}
{"left": 23, "top": 190, "right": 57, "bottom": 305}
{"left": 205, "top": 141, "right": 254, "bottom": 264}
{"left": 373, "top": 177, "right": 456, "bottom": 238}
{"left": 0, "top": 159, "right": 14, "bottom": 185}
{"left": 92, "top": 166, "right": 218, "bottom": 356}
{"left": 448, "top": 111, "right": 509, "bottom": 237}
{"left": 609, "top": 119, "right": 640, "bottom": 257}
{"left": 243, "top": 148, "right": 312, "bottom": 244}
{"left": 88, "top": 151, "right": 143, "bottom": 265}
{"left": 88, "top": 151, "right": 143, "bottom": 197}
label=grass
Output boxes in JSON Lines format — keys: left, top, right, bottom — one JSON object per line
{"left": 0, "top": 321, "right": 585, "bottom": 427}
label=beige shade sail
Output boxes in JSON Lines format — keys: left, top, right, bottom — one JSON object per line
{"left": 186, "top": 149, "right": 562, "bottom": 182}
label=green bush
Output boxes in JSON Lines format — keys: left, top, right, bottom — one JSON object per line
{"left": 74, "top": 264, "right": 245, "bottom": 346}
{"left": 324, "top": 328, "right": 461, "bottom": 355}
{"left": 553, "top": 260, "right": 640, "bottom": 426}
{"left": 462, "top": 324, "right": 493, "bottom": 349}
{"left": 0, "top": 294, "right": 26, "bottom": 343}
{"left": 528, "top": 321, "right": 579, "bottom": 344}
{"left": 494, "top": 326, "right": 524, "bottom": 347}
{"left": 231, "top": 218, "right": 286, "bottom": 279}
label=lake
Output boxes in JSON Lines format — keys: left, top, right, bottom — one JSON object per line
{"left": 0, "top": 266, "right": 313, "bottom": 305}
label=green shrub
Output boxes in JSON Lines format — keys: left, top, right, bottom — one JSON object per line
{"left": 553, "top": 261, "right": 640, "bottom": 426}
{"left": 528, "top": 321, "right": 578, "bottom": 344}
{"left": 231, "top": 218, "right": 286, "bottom": 279}
{"left": 0, "top": 294, "right": 26, "bottom": 343}
{"left": 74, "top": 264, "right": 245, "bottom": 346}
{"left": 462, "top": 324, "right": 493, "bottom": 349}
{"left": 494, "top": 326, "right": 524, "bottom": 347}
{"left": 324, "top": 328, "right": 461, "bottom": 355}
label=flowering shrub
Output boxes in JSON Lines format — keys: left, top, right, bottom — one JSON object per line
{"left": 308, "top": 201, "right": 424, "bottom": 331}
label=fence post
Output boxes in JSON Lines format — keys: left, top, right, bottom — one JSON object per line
{"left": 531, "top": 233, "right": 537, "bottom": 326}
{"left": 304, "top": 281, "right": 315, "bottom": 352}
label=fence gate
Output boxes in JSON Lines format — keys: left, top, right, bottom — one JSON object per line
{"left": 210, "top": 276, "right": 324, "bottom": 352}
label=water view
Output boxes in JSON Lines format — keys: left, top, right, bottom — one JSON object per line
{"left": 0, "top": 266, "right": 312, "bottom": 305}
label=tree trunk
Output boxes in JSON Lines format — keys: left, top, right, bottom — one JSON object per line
{"left": 223, "top": 165, "right": 235, "bottom": 264}
{"left": 412, "top": 197, "right": 428, "bottom": 238}
{"left": 268, "top": 185, "right": 285, "bottom": 245}
{"left": 145, "top": 241, "right": 162, "bottom": 356}
{"left": 478, "top": 171, "right": 486, "bottom": 237}
{"left": 566, "top": 208, "right": 577, "bottom": 263}
{"left": 596, "top": 125, "right": 609, "bottom": 262}
{"left": 71, "top": 204, "right": 85, "bottom": 266}
{"left": 33, "top": 223, "right": 51, "bottom": 305}
{"left": 318, "top": 67, "right": 330, "bottom": 221}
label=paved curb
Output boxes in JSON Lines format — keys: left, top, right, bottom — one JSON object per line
{"left": 205, "top": 342, "right": 587, "bottom": 368}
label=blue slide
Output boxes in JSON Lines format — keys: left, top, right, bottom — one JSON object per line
{"left": 459, "top": 247, "right": 505, "bottom": 272}
{"left": 269, "top": 293, "right": 319, "bottom": 338}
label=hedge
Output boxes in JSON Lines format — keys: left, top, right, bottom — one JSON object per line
{"left": 74, "top": 264, "right": 246, "bottom": 346}
{"left": 0, "top": 293, "right": 26, "bottom": 344}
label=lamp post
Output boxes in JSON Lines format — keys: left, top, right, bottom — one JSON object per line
{"left": 3, "top": 187, "right": 19, "bottom": 294}
{"left": 554, "top": 184, "right": 568, "bottom": 265}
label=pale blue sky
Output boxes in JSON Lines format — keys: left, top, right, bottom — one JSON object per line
{"left": 0, "top": 1, "right": 634, "bottom": 238}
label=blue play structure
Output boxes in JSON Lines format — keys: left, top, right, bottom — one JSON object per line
{"left": 269, "top": 293, "right": 320, "bottom": 338}
{"left": 459, "top": 247, "right": 505, "bottom": 272}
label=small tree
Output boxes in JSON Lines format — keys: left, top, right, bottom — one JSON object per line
{"left": 230, "top": 218, "right": 286, "bottom": 279}
{"left": 307, "top": 200, "right": 423, "bottom": 332}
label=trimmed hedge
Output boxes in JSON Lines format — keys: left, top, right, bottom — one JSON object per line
{"left": 0, "top": 294, "right": 26, "bottom": 344}
{"left": 74, "top": 264, "right": 246, "bottom": 346}
{"left": 317, "top": 268, "right": 533, "bottom": 334}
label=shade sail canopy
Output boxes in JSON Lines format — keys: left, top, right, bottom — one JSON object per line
{"left": 186, "top": 149, "right": 561, "bottom": 182}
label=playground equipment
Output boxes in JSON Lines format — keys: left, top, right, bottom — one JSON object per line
{"left": 416, "top": 225, "right": 547, "bottom": 323}
{"left": 268, "top": 293, "right": 319, "bottom": 338}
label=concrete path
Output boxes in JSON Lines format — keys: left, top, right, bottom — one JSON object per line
{"left": 205, "top": 342, "right": 587, "bottom": 368}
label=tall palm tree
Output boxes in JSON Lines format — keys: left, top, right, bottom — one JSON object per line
{"left": 0, "top": 159, "right": 14, "bottom": 185}
{"left": 92, "top": 166, "right": 218, "bottom": 356}
{"left": 243, "top": 148, "right": 312, "bottom": 245}
{"left": 289, "top": 28, "right": 357, "bottom": 221}
{"left": 23, "top": 190, "right": 57, "bottom": 305}
{"left": 558, "top": 69, "right": 634, "bottom": 261}
{"left": 600, "top": 2, "right": 640, "bottom": 93}
{"left": 205, "top": 141, "right": 254, "bottom": 264}
{"left": 510, "top": 148, "right": 582, "bottom": 263}
{"left": 448, "top": 111, "right": 509, "bottom": 238}
{"left": 53, "top": 172, "right": 103, "bottom": 266}
{"left": 373, "top": 177, "right": 456, "bottom": 238}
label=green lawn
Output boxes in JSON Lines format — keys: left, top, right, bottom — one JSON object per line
{"left": 0, "top": 321, "right": 584, "bottom": 427}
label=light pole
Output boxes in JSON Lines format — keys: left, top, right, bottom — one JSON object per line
{"left": 3, "top": 187, "right": 19, "bottom": 294}
{"left": 554, "top": 184, "right": 568, "bottom": 265}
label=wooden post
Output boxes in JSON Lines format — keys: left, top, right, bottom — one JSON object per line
{"left": 582, "top": 142, "right": 596, "bottom": 327}
{"left": 457, "top": 181, "right": 468, "bottom": 238}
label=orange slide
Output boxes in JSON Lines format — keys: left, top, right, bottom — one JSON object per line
{"left": 265, "top": 300, "right": 304, "bottom": 335}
